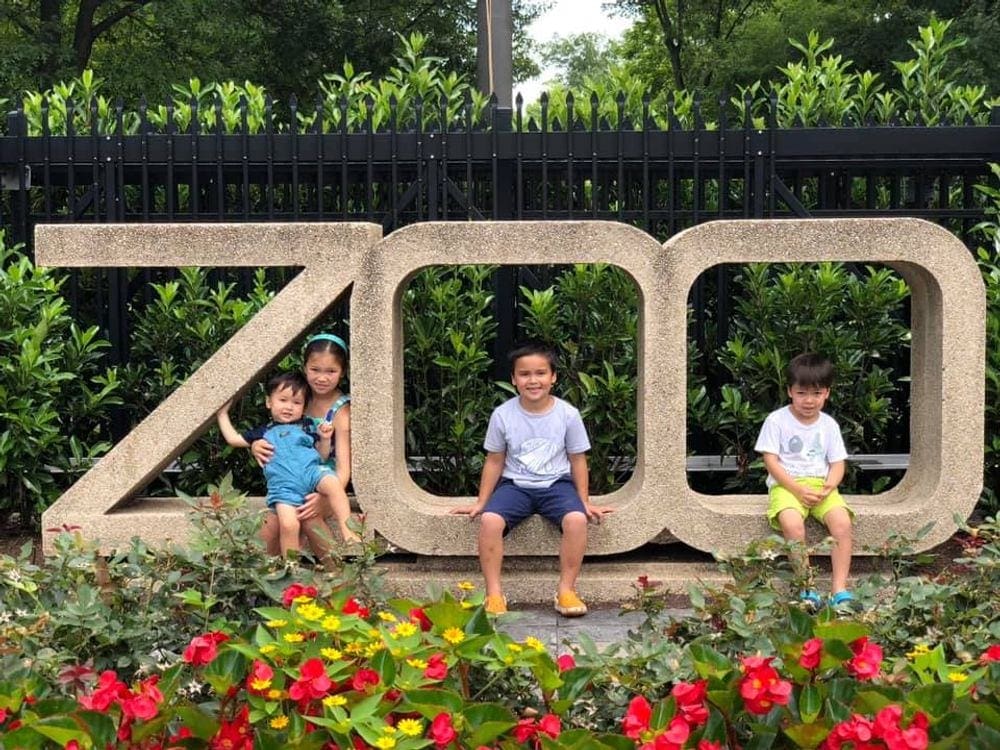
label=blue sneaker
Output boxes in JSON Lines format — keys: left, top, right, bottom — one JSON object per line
{"left": 830, "top": 590, "right": 857, "bottom": 609}
{"left": 799, "top": 590, "right": 823, "bottom": 610}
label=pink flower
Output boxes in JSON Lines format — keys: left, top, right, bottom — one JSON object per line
{"left": 979, "top": 644, "right": 1000, "bottom": 664}
{"left": 429, "top": 713, "right": 457, "bottom": 748}
{"left": 538, "top": 714, "right": 561, "bottom": 738}
{"left": 513, "top": 718, "right": 538, "bottom": 743}
{"left": 556, "top": 654, "right": 576, "bottom": 671}
{"left": 846, "top": 637, "right": 883, "bottom": 681}
{"left": 739, "top": 655, "right": 792, "bottom": 715}
{"left": 78, "top": 670, "right": 129, "bottom": 712}
{"left": 409, "top": 607, "right": 433, "bottom": 631}
{"left": 342, "top": 597, "right": 370, "bottom": 618}
{"left": 671, "top": 679, "right": 709, "bottom": 725}
{"left": 351, "top": 668, "right": 381, "bottom": 692}
{"left": 799, "top": 637, "right": 823, "bottom": 670}
{"left": 120, "top": 675, "right": 163, "bottom": 721}
{"left": 282, "top": 583, "right": 318, "bottom": 607}
{"left": 182, "top": 631, "right": 229, "bottom": 667}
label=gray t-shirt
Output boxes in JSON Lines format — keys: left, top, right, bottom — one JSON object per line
{"left": 484, "top": 396, "right": 591, "bottom": 488}
{"left": 754, "top": 405, "right": 848, "bottom": 488}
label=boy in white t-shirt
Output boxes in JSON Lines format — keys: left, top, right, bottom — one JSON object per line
{"left": 754, "top": 353, "right": 855, "bottom": 608}
{"left": 450, "top": 342, "right": 614, "bottom": 617}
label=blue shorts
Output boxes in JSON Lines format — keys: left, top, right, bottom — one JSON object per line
{"left": 266, "top": 464, "right": 335, "bottom": 510}
{"left": 483, "top": 478, "right": 586, "bottom": 533}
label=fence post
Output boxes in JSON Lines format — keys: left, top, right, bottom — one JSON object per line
{"left": 491, "top": 102, "right": 516, "bottom": 380}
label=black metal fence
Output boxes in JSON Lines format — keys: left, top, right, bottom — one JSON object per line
{"left": 2, "top": 99, "right": 999, "bottom": 370}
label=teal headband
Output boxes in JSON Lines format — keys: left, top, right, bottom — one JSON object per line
{"left": 304, "top": 333, "right": 349, "bottom": 355}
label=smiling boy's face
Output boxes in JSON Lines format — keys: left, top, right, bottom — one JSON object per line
{"left": 511, "top": 353, "right": 557, "bottom": 411}
{"left": 266, "top": 384, "right": 307, "bottom": 423}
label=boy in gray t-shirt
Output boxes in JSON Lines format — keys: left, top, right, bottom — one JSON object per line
{"left": 450, "top": 342, "right": 614, "bottom": 617}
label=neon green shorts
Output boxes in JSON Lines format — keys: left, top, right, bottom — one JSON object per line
{"left": 767, "top": 477, "right": 854, "bottom": 530}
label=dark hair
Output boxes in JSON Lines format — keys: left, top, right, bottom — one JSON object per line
{"left": 266, "top": 371, "right": 311, "bottom": 400}
{"left": 508, "top": 340, "right": 558, "bottom": 374}
{"left": 303, "top": 335, "right": 349, "bottom": 372}
{"left": 786, "top": 353, "right": 834, "bottom": 389}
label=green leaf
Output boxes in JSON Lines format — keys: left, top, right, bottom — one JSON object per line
{"left": 371, "top": 648, "right": 396, "bottom": 685}
{"left": 812, "top": 621, "right": 868, "bottom": 644}
{"left": 350, "top": 691, "right": 385, "bottom": 721}
{"left": 799, "top": 684, "right": 823, "bottom": 724}
{"left": 907, "top": 683, "right": 954, "bottom": 720}
{"left": 782, "top": 722, "right": 830, "bottom": 748}
{"left": 176, "top": 705, "right": 221, "bottom": 740}
{"left": 398, "top": 688, "right": 465, "bottom": 718}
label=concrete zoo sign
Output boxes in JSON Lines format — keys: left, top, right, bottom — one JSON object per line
{"left": 37, "top": 219, "right": 984, "bottom": 556}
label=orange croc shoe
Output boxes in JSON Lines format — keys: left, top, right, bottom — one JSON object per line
{"left": 554, "top": 590, "right": 588, "bottom": 617}
{"left": 484, "top": 594, "right": 508, "bottom": 615}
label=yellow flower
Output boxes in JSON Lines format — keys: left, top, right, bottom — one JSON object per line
{"left": 292, "top": 594, "right": 314, "bottom": 604}
{"left": 321, "top": 647, "right": 343, "bottom": 661}
{"left": 250, "top": 678, "right": 272, "bottom": 691}
{"left": 266, "top": 619, "right": 288, "bottom": 628}
{"left": 443, "top": 627, "right": 465, "bottom": 645}
{"left": 524, "top": 636, "right": 546, "bottom": 652}
{"left": 368, "top": 628, "right": 381, "bottom": 638}
{"left": 365, "top": 641, "right": 387, "bottom": 657}
{"left": 374, "top": 738, "right": 396, "bottom": 750}
{"left": 321, "top": 615, "right": 342, "bottom": 632}
{"left": 906, "top": 644, "right": 932, "bottom": 659}
{"left": 457, "top": 581, "right": 475, "bottom": 591}
{"left": 378, "top": 611, "right": 398, "bottom": 623}
{"left": 407, "top": 658, "right": 428, "bottom": 669}
{"left": 283, "top": 632, "right": 305, "bottom": 643}
{"left": 948, "top": 672, "right": 968, "bottom": 683}
{"left": 267, "top": 689, "right": 284, "bottom": 700}
{"left": 346, "top": 643, "right": 364, "bottom": 656}
{"left": 381, "top": 726, "right": 397, "bottom": 735}
{"left": 392, "top": 622, "right": 418, "bottom": 638}
{"left": 508, "top": 643, "right": 523, "bottom": 653}
{"left": 259, "top": 644, "right": 278, "bottom": 655}
{"left": 397, "top": 718, "right": 424, "bottom": 737}
{"left": 297, "top": 603, "right": 326, "bottom": 621}
{"left": 503, "top": 655, "right": 514, "bottom": 664}
{"left": 460, "top": 601, "right": 473, "bottom": 610}
{"left": 270, "top": 715, "right": 289, "bottom": 729}
{"left": 323, "top": 694, "right": 348, "bottom": 707}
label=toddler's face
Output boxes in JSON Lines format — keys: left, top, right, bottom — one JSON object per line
{"left": 787, "top": 383, "right": 829, "bottom": 423}
{"left": 266, "top": 385, "right": 307, "bottom": 423}
{"left": 305, "top": 351, "right": 345, "bottom": 396}
{"left": 511, "top": 354, "right": 557, "bottom": 408}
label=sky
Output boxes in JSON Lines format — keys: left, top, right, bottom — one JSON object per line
{"left": 516, "top": 0, "right": 633, "bottom": 103}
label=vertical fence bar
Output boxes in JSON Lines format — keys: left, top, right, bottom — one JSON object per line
{"left": 540, "top": 93, "right": 549, "bottom": 219}
{"left": 290, "top": 96, "right": 300, "bottom": 220}
{"left": 742, "top": 94, "right": 752, "bottom": 219}
{"left": 41, "top": 99, "right": 52, "bottom": 221}
{"left": 641, "top": 94, "right": 649, "bottom": 233}
{"left": 766, "top": 93, "right": 777, "bottom": 217}
{"left": 515, "top": 97, "right": 523, "bottom": 219}
{"left": 438, "top": 96, "right": 447, "bottom": 220}
{"left": 316, "top": 95, "right": 326, "bottom": 219}
{"left": 166, "top": 98, "right": 176, "bottom": 218}
{"left": 389, "top": 96, "right": 399, "bottom": 228}
{"left": 190, "top": 95, "right": 200, "bottom": 217}
{"left": 13, "top": 107, "right": 28, "bottom": 249}
{"left": 240, "top": 96, "right": 250, "bottom": 220}
{"left": 692, "top": 98, "right": 702, "bottom": 226}
{"left": 717, "top": 93, "right": 727, "bottom": 218}
{"left": 340, "top": 96, "right": 350, "bottom": 220}
{"left": 215, "top": 97, "right": 225, "bottom": 220}
{"left": 667, "top": 94, "right": 676, "bottom": 234}
{"left": 616, "top": 92, "right": 624, "bottom": 223}
{"left": 265, "top": 95, "right": 275, "bottom": 220}
{"left": 566, "top": 92, "right": 575, "bottom": 219}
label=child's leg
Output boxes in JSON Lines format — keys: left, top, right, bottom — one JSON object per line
{"left": 821, "top": 506, "right": 853, "bottom": 594}
{"left": 478, "top": 512, "right": 507, "bottom": 597}
{"left": 259, "top": 511, "right": 281, "bottom": 555}
{"left": 316, "top": 475, "right": 361, "bottom": 543}
{"left": 557, "top": 511, "right": 588, "bottom": 594}
{"left": 274, "top": 503, "right": 302, "bottom": 555}
{"left": 301, "top": 517, "right": 335, "bottom": 568}
{"left": 776, "top": 507, "right": 810, "bottom": 578}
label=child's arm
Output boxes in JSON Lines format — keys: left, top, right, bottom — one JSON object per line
{"left": 217, "top": 402, "right": 251, "bottom": 449}
{"left": 761, "top": 453, "right": 822, "bottom": 507}
{"left": 450, "top": 451, "right": 505, "bottom": 517}
{"left": 821, "top": 460, "right": 845, "bottom": 498}
{"left": 315, "top": 421, "right": 333, "bottom": 461}
{"left": 569, "top": 452, "right": 614, "bottom": 521}
{"left": 332, "top": 403, "right": 351, "bottom": 487}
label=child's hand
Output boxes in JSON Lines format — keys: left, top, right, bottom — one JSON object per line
{"left": 819, "top": 484, "right": 836, "bottom": 499}
{"left": 250, "top": 439, "right": 275, "bottom": 467}
{"left": 316, "top": 421, "right": 334, "bottom": 440}
{"left": 450, "top": 503, "right": 485, "bottom": 519}
{"left": 585, "top": 503, "right": 615, "bottom": 523}
{"left": 798, "top": 487, "right": 823, "bottom": 507}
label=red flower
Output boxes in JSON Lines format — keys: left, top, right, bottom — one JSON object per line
{"left": 429, "top": 713, "right": 457, "bottom": 748}
{"left": 78, "top": 670, "right": 129, "bottom": 712}
{"left": 671, "top": 679, "right": 709, "bottom": 726}
{"left": 423, "top": 653, "right": 449, "bottom": 681}
{"left": 120, "top": 675, "right": 164, "bottom": 721}
{"left": 556, "top": 654, "right": 576, "bottom": 672}
{"left": 979, "top": 644, "right": 1000, "bottom": 664}
{"left": 698, "top": 742, "right": 723, "bottom": 750}
{"left": 409, "top": 607, "right": 433, "bottom": 631}
{"left": 846, "top": 637, "right": 883, "bottom": 681}
{"left": 342, "top": 597, "right": 371, "bottom": 618}
{"left": 799, "top": 637, "right": 823, "bottom": 671}
{"left": 246, "top": 660, "right": 274, "bottom": 694}
{"left": 738, "top": 655, "right": 792, "bottom": 715}
{"left": 282, "top": 583, "right": 318, "bottom": 607}
{"left": 538, "top": 714, "right": 561, "bottom": 739}
{"left": 65, "top": 743, "right": 81, "bottom": 750}
{"left": 211, "top": 704, "right": 253, "bottom": 750}
{"left": 0, "top": 708, "right": 6, "bottom": 724}
{"left": 822, "top": 705, "right": 928, "bottom": 750}
{"left": 351, "top": 668, "right": 381, "bottom": 692}
{"left": 622, "top": 695, "right": 652, "bottom": 739}
{"left": 182, "top": 631, "right": 229, "bottom": 667}
{"left": 289, "top": 658, "right": 333, "bottom": 701}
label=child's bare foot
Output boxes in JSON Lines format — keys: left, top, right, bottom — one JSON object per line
{"left": 340, "top": 525, "right": 362, "bottom": 544}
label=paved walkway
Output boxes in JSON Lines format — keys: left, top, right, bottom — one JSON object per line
{"left": 494, "top": 604, "right": 692, "bottom": 653}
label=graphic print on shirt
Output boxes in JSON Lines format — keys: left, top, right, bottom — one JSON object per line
{"left": 514, "top": 437, "right": 560, "bottom": 476}
{"left": 786, "top": 433, "right": 824, "bottom": 461}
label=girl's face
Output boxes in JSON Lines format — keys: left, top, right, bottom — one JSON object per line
{"left": 304, "top": 351, "right": 345, "bottom": 396}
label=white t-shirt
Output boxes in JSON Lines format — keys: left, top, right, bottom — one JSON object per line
{"left": 754, "top": 405, "right": 848, "bottom": 488}
{"left": 484, "top": 396, "right": 591, "bottom": 488}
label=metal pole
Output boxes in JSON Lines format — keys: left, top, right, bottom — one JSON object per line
{"left": 477, "top": 0, "right": 513, "bottom": 127}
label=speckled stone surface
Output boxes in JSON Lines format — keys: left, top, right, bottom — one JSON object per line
{"left": 38, "top": 219, "right": 984, "bottom": 557}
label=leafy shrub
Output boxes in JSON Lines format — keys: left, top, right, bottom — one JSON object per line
{"left": 120, "top": 268, "right": 275, "bottom": 496}
{"left": 0, "top": 234, "right": 121, "bottom": 527}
